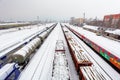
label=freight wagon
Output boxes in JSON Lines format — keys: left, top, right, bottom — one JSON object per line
{"left": 0, "top": 24, "right": 56, "bottom": 80}
{"left": 80, "top": 66, "right": 107, "bottom": 80}
{"left": 64, "top": 31, "right": 92, "bottom": 72}
{"left": 52, "top": 40, "right": 70, "bottom": 80}
{"left": 9, "top": 25, "right": 55, "bottom": 64}
{"left": 66, "top": 25, "right": 120, "bottom": 72}
{"left": 62, "top": 26, "right": 108, "bottom": 80}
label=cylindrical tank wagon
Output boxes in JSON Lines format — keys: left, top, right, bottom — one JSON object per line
{"left": 38, "top": 31, "right": 48, "bottom": 42}
{"left": 0, "top": 24, "right": 56, "bottom": 80}
{"left": 9, "top": 37, "right": 41, "bottom": 64}
{"left": 38, "top": 26, "right": 54, "bottom": 42}
{"left": 9, "top": 26, "right": 54, "bottom": 64}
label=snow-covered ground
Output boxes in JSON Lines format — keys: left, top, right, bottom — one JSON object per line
{"left": 52, "top": 52, "right": 70, "bottom": 80}
{"left": 105, "top": 29, "right": 120, "bottom": 35}
{"left": 66, "top": 24, "right": 120, "bottom": 59}
{"left": 18, "top": 23, "right": 79, "bottom": 80}
{"left": 83, "top": 25, "right": 99, "bottom": 31}
{"left": 0, "top": 25, "right": 39, "bottom": 35}
{"left": 0, "top": 24, "right": 51, "bottom": 52}
{"left": 64, "top": 24, "right": 120, "bottom": 79}
{"left": 0, "top": 24, "right": 53, "bottom": 59}
{"left": 0, "top": 63, "right": 18, "bottom": 80}
{"left": 82, "top": 25, "right": 120, "bottom": 36}
{"left": 0, "top": 28, "right": 19, "bottom": 35}
{"left": 0, "top": 22, "right": 27, "bottom": 26}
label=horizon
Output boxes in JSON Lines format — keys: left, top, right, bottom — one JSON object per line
{"left": 0, "top": 0, "right": 120, "bottom": 22}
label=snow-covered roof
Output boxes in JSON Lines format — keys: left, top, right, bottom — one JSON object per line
{"left": 64, "top": 24, "right": 120, "bottom": 79}
{"left": 80, "top": 66, "right": 107, "bottom": 80}
{"left": 52, "top": 52, "right": 69, "bottom": 80}
{"left": 18, "top": 23, "right": 65, "bottom": 80}
{"left": 0, "top": 24, "right": 54, "bottom": 59}
{"left": 83, "top": 25, "right": 99, "bottom": 31}
{"left": 105, "top": 29, "right": 120, "bottom": 35}
{"left": 68, "top": 25, "right": 120, "bottom": 59}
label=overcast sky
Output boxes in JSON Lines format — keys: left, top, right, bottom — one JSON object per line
{"left": 0, "top": 0, "right": 120, "bottom": 21}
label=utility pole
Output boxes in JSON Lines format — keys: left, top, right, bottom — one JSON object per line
{"left": 83, "top": 12, "right": 85, "bottom": 24}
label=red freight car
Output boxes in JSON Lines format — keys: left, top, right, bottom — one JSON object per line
{"left": 63, "top": 28, "right": 92, "bottom": 72}
{"left": 68, "top": 26, "right": 120, "bottom": 71}
{"left": 62, "top": 26, "right": 109, "bottom": 80}
{"left": 79, "top": 66, "right": 107, "bottom": 80}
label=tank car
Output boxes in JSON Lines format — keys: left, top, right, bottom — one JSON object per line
{"left": 38, "top": 31, "right": 48, "bottom": 41}
{"left": 9, "top": 37, "right": 41, "bottom": 64}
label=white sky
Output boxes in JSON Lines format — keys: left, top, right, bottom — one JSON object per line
{"left": 0, "top": 0, "right": 120, "bottom": 21}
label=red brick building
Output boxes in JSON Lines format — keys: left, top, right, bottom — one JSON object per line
{"left": 103, "top": 14, "right": 120, "bottom": 29}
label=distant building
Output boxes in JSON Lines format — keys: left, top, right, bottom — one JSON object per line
{"left": 70, "top": 17, "right": 84, "bottom": 26}
{"left": 103, "top": 14, "right": 120, "bottom": 29}
{"left": 87, "top": 20, "right": 103, "bottom": 26}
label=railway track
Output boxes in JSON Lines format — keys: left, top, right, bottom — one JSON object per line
{"left": 63, "top": 25, "right": 120, "bottom": 79}
{"left": 66, "top": 25, "right": 120, "bottom": 72}
{"left": 0, "top": 24, "right": 56, "bottom": 65}
{"left": 1, "top": 23, "right": 119, "bottom": 80}
{"left": 0, "top": 28, "right": 44, "bottom": 62}
{"left": 0, "top": 23, "right": 57, "bottom": 80}
{"left": 18, "top": 23, "right": 59, "bottom": 80}
{"left": 18, "top": 23, "right": 75, "bottom": 80}
{"left": 0, "top": 25, "right": 53, "bottom": 60}
{"left": 0, "top": 24, "right": 51, "bottom": 53}
{"left": 31, "top": 31, "right": 54, "bottom": 79}
{"left": 69, "top": 29, "right": 113, "bottom": 79}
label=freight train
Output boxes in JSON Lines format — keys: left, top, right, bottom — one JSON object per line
{"left": 0, "top": 23, "right": 56, "bottom": 80}
{"left": 52, "top": 40, "right": 70, "bottom": 80}
{"left": 8, "top": 24, "right": 55, "bottom": 65}
{"left": 65, "top": 25, "right": 120, "bottom": 72}
{"left": 62, "top": 26, "right": 108, "bottom": 80}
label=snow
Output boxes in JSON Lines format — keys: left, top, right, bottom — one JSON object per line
{"left": 0, "top": 22, "right": 27, "bottom": 26}
{"left": 64, "top": 25, "right": 120, "bottom": 79}
{"left": 0, "top": 25, "right": 41, "bottom": 51}
{"left": 105, "top": 29, "right": 120, "bottom": 35}
{"left": 80, "top": 66, "right": 107, "bottom": 80}
{"left": 64, "top": 31, "right": 91, "bottom": 62}
{"left": 0, "top": 28, "right": 18, "bottom": 35}
{"left": 18, "top": 23, "right": 79, "bottom": 80}
{"left": 0, "top": 25, "right": 37, "bottom": 35}
{"left": 67, "top": 24, "right": 120, "bottom": 59}
{"left": 0, "top": 63, "right": 18, "bottom": 79}
{"left": 55, "top": 40, "right": 65, "bottom": 51}
{"left": 52, "top": 40, "right": 69, "bottom": 80}
{"left": 83, "top": 25, "right": 99, "bottom": 31}
{"left": 0, "top": 24, "right": 53, "bottom": 59}
{"left": 18, "top": 23, "right": 60, "bottom": 80}
{"left": 52, "top": 52, "right": 70, "bottom": 80}
{"left": 12, "top": 37, "right": 42, "bottom": 63}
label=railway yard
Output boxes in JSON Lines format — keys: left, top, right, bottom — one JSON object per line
{"left": 0, "top": 23, "right": 120, "bottom": 80}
